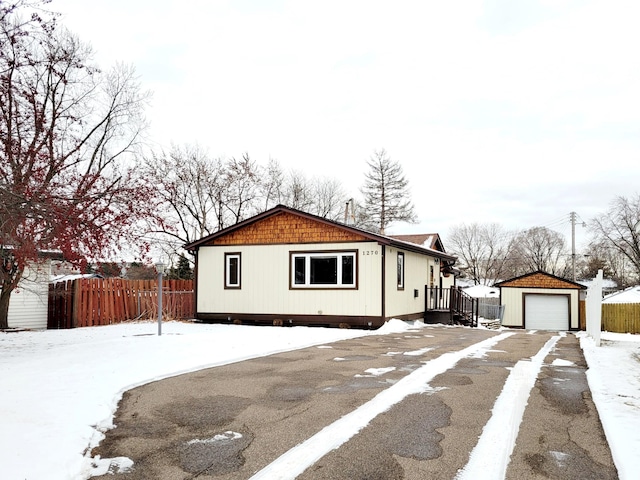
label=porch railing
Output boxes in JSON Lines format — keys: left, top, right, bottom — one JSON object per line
{"left": 425, "top": 286, "right": 479, "bottom": 327}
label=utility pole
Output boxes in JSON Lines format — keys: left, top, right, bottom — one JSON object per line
{"left": 570, "top": 211, "right": 577, "bottom": 281}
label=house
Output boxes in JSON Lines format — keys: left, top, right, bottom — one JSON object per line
{"left": 602, "top": 285, "right": 640, "bottom": 304}
{"left": 4, "top": 259, "right": 54, "bottom": 330}
{"left": 184, "top": 205, "right": 457, "bottom": 328}
{"left": 495, "top": 271, "right": 585, "bottom": 331}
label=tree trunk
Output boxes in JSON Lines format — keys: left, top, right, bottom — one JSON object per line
{"left": 0, "top": 269, "right": 22, "bottom": 330}
{"left": 0, "top": 285, "right": 13, "bottom": 329}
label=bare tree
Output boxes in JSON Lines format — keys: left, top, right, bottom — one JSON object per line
{"left": 509, "top": 227, "right": 569, "bottom": 276}
{"left": 0, "top": 1, "right": 154, "bottom": 328}
{"left": 361, "top": 149, "right": 416, "bottom": 234}
{"left": 447, "top": 223, "right": 515, "bottom": 285}
{"left": 281, "top": 169, "right": 315, "bottom": 212}
{"left": 142, "top": 145, "right": 220, "bottom": 251}
{"left": 590, "top": 194, "right": 640, "bottom": 285}
{"left": 309, "top": 177, "right": 346, "bottom": 220}
{"left": 224, "top": 153, "right": 261, "bottom": 224}
{"left": 260, "top": 158, "right": 285, "bottom": 210}
{"left": 577, "top": 241, "right": 620, "bottom": 283}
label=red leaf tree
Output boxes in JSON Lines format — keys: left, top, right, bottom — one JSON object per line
{"left": 0, "top": 1, "right": 158, "bottom": 328}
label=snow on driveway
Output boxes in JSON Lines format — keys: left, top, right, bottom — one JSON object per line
{"left": 0, "top": 320, "right": 638, "bottom": 480}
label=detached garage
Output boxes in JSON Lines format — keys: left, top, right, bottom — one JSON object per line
{"left": 495, "top": 271, "right": 585, "bottom": 331}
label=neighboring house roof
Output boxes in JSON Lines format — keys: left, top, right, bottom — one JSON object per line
{"left": 463, "top": 284, "right": 500, "bottom": 298}
{"left": 602, "top": 286, "right": 640, "bottom": 304}
{"left": 577, "top": 278, "right": 618, "bottom": 290}
{"left": 495, "top": 270, "right": 586, "bottom": 290}
{"left": 388, "top": 234, "right": 445, "bottom": 252}
{"left": 50, "top": 273, "right": 104, "bottom": 284}
{"left": 184, "top": 205, "right": 456, "bottom": 263}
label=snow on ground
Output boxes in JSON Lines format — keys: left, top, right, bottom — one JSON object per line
{"left": 579, "top": 331, "right": 640, "bottom": 480}
{"left": 0, "top": 321, "right": 372, "bottom": 480}
{"left": 0, "top": 320, "right": 638, "bottom": 480}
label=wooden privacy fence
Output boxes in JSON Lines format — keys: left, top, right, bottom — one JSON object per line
{"left": 48, "top": 278, "right": 194, "bottom": 329}
{"left": 601, "top": 303, "right": 640, "bottom": 334}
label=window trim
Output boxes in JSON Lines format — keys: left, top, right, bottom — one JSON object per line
{"left": 224, "top": 252, "right": 241, "bottom": 289}
{"left": 289, "top": 250, "right": 358, "bottom": 289}
{"left": 397, "top": 252, "right": 405, "bottom": 290}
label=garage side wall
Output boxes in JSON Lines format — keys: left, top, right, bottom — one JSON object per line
{"left": 7, "top": 261, "right": 50, "bottom": 329}
{"left": 501, "top": 287, "right": 580, "bottom": 330}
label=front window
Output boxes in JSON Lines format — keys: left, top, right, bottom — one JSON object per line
{"left": 225, "top": 253, "right": 241, "bottom": 288}
{"left": 291, "top": 251, "right": 357, "bottom": 288}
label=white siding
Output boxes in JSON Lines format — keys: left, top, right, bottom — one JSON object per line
{"left": 6, "top": 261, "right": 50, "bottom": 329}
{"left": 384, "top": 247, "right": 435, "bottom": 318}
{"left": 501, "top": 287, "right": 579, "bottom": 330}
{"left": 197, "top": 242, "right": 383, "bottom": 317}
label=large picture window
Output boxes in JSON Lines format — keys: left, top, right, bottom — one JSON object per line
{"left": 225, "top": 253, "right": 241, "bottom": 289}
{"left": 291, "top": 251, "right": 357, "bottom": 289}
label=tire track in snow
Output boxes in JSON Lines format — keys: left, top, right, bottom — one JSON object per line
{"left": 249, "top": 331, "right": 515, "bottom": 480}
{"left": 455, "top": 334, "right": 561, "bottom": 480}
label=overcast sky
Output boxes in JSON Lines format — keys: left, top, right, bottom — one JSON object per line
{"left": 51, "top": 0, "right": 640, "bottom": 248}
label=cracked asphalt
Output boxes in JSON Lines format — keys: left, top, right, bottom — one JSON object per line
{"left": 90, "top": 326, "right": 617, "bottom": 479}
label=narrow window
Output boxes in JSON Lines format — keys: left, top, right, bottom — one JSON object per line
{"left": 397, "top": 252, "right": 405, "bottom": 290}
{"left": 225, "top": 253, "right": 241, "bottom": 289}
{"left": 294, "top": 256, "right": 306, "bottom": 285}
{"left": 342, "top": 255, "right": 354, "bottom": 285}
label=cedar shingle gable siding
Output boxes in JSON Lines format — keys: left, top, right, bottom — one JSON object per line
{"left": 209, "top": 212, "right": 368, "bottom": 246}
{"left": 498, "top": 272, "right": 581, "bottom": 289}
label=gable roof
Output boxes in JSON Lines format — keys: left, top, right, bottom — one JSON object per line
{"left": 495, "top": 270, "right": 586, "bottom": 290}
{"left": 184, "top": 205, "right": 456, "bottom": 262}
{"left": 602, "top": 285, "right": 640, "bottom": 304}
{"left": 388, "top": 233, "right": 446, "bottom": 253}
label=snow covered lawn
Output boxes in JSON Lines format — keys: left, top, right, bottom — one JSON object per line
{"left": 0, "top": 320, "right": 638, "bottom": 480}
{"left": 578, "top": 331, "right": 640, "bottom": 480}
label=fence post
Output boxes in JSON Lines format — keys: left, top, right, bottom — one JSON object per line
{"left": 586, "top": 269, "right": 603, "bottom": 346}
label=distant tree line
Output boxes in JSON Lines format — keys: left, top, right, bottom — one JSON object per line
{"left": 140, "top": 145, "right": 417, "bottom": 266}
{"left": 446, "top": 194, "right": 640, "bottom": 288}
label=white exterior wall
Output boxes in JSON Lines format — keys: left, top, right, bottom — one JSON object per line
{"left": 441, "top": 271, "right": 455, "bottom": 289}
{"left": 384, "top": 247, "right": 435, "bottom": 318}
{"left": 197, "top": 242, "right": 383, "bottom": 317}
{"left": 501, "top": 287, "right": 580, "bottom": 329}
{"left": 7, "top": 261, "right": 51, "bottom": 329}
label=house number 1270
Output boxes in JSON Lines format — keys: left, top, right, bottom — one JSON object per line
{"left": 362, "top": 251, "right": 378, "bottom": 255}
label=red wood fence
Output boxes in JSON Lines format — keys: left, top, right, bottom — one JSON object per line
{"left": 48, "top": 278, "right": 194, "bottom": 329}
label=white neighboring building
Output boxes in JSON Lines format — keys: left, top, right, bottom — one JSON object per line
{"left": 463, "top": 284, "right": 500, "bottom": 299}
{"left": 602, "top": 286, "right": 640, "bottom": 304}
{"left": 5, "top": 260, "right": 53, "bottom": 330}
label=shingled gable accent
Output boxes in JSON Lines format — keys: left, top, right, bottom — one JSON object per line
{"left": 204, "top": 211, "right": 369, "bottom": 246}
{"left": 496, "top": 271, "right": 585, "bottom": 290}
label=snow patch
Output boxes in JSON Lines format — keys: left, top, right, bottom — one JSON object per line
{"left": 551, "top": 358, "right": 575, "bottom": 366}
{"left": 90, "top": 456, "right": 134, "bottom": 476}
{"left": 187, "top": 431, "right": 243, "bottom": 445}
{"left": 550, "top": 450, "right": 569, "bottom": 467}
{"left": 355, "top": 367, "right": 396, "bottom": 377}
{"left": 404, "top": 347, "right": 433, "bottom": 356}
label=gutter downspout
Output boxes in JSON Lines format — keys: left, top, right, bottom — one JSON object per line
{"left": 192, "top": 249, "right": 198, "bottom": 320}
{"left": 381, "top": 245, "right": 386, "bottom": 323}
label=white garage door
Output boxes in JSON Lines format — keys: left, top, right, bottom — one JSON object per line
{"left": 524, "top": 294, "right": 569, "bottom": 331}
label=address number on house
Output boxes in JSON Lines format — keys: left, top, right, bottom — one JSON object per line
{"left": 362, "top": 250, "right": 379, "bottom": 256}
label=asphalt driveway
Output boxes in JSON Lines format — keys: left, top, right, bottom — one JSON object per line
{"left": 91, "top": 326, "right": 617, "bottom": 479}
